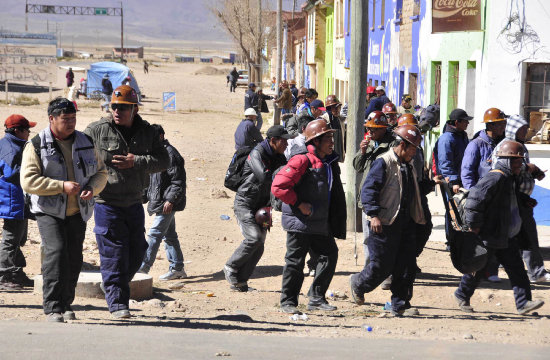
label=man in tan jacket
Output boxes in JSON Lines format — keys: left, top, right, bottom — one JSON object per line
{"left": 21, "top": 98, "right": 107, "bottom": 323}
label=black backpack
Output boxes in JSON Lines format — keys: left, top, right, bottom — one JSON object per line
{"left": 224, "top": 146, "right": 253, "bottom": 192}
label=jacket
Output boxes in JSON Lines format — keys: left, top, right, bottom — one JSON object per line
{"left": 461, "top": 130, "right": 499, "bottom": 189}
{"left": 259, "top": 93, "right": 272, "bottom": 113}
{"left": 464, "top": 168, "right": 519, "bottom": 249}
{"left": 146, "top": 140, "right": 186, "bottom": 215}
{"left": 322, "top": 112, "right": 345, "bottom": 162}
{"left": 436, "top": 125, "right": 469, "bottom": 185}
{"left": 272, "top": 144, "right": 347, "bottom": 239}
{"left": 244, "top": 89, "right": 259, "bottom": 111}
{"left": 0, "top": 133, "right": 27, "bottom": 219}
{"left": 284, "top": 134, "right": 306, "bottom": 160}
{"left": 276, "top": 88, "right": 293, "bottom": 110}
{"left": 22, "top": 128, "right": 107, "bottom": 221}
{"left": 234, "top": 119, "right": 263, "bottom": 150}
{"left": 101, "top": 79, "right": 113, "bottom": 95}
{"left": 235, "top": 139, "right": 287, "bottom": 211}
{"left": 364, "top": 96, "right": 390, "bottom": 118}
{"left": 84, "top": 114, "right": 169, "bottom": 207}
{"left": 353, "top": 131, "right": 394, "bottom": 205}
{"left": 286, "top": 108, "right": 315, "bottom": 136}
{"left": 361, "top": 150, "right": 425, "bottom": 226}
{"left": 290, "top": 86, "right": 299, "bottom": 106}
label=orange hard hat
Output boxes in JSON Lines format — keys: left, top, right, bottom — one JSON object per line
{"left": 494, "top": 140, "right": 525, "bottom": 158}
{"left": 393, "top": 124, "right": 422, "bottom": 148}
{"left": 397, "top": 113, "right": 418, "bottom": 127}
{"left": 382, "top": 102, "right": 397, "bottom": 114}
{"left": 366, "top": 86, "right": 376, "bottom": 94}
{"left": 111, "top": 85, "right": 139, "bottom": 105}
{"left": 304, "top": 119, "right": 336, "bottom": 143}
{"left": 365, "top": 111, "right": 389, "bottom": 128}
{"left": 483, "top": 107, "right": 506, "bottom": 123}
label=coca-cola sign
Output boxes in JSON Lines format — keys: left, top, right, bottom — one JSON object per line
{"left": 432, "top": 0, "right": 482, "bottom": 33}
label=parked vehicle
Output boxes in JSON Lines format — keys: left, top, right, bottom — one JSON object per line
{"left": 236, "top": 69, "right": 249, "bottom": 87}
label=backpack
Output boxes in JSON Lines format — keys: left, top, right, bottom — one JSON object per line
{"left": 224, "top": 146, "right": 253, "bottom": 192}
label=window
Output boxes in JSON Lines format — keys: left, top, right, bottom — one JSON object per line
{"left": 448, "top": 61, "right": 459, "bottom": 111}
{"left": 371, "top": 0, "right": 376, "bottom": 31}
{"left": 409, "top": 73, "right": 418, "bottom": 105}
{"left": 524, "top": 63, "right": 550, "bottom": 119}
{"left": 432, "top": 62, "right": 442, "bottom": 105}
{"left": 379, "top": 0, "right": 385, "bottom": 29}
{"left": 308, "top": 12, "right": 315, "bottom": 40}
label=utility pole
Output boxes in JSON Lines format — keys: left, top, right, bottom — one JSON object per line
{"left": 256, "top": 0, "right": 262, "bottom": 86}
{"left": 120, "top": 1, "right": 124, "bottom": 62}
{"left": 25, "top": 0, "right": 28, "bottom": 31}
{"left": 274, "top": 0, "right": 282, "bottom": 125}
{"left": 345, "top": 0, "right": 369, "bottom": 231}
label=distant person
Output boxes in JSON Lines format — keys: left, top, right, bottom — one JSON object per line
{"left": 101, "top": 74, "right": 113, "bottom": 112}
{"left": 229, "top": 68, "right": 239, "bottom": 92}
{"left": 398, "top": 94, "right": 414, "bottom": 115}
{"left": 235, "top": 108, "right": 263, "bottom": 150}
{"left": 66, "top": 68, "right": 74, "bottom": 88}
{"left": 143, "top": 61, "right": 149, "bottom": 74}
{"left": 258, "top": 89, "right": 273, "bottom": 114}
{"left": 274, "top": 81, "right": 292, "bottom": 115}
{"left": 139, "top": 125, "right": 187, "bottom": 281}
{"left": 271, "top": 77, "right": 276, "bottom": 91}
{"left": 244, "top": 83, "right": 262, "bottom": 130}
{"left": 21, "top": 98, "right": 108, "bottom": 322}
{"left": 365, "top": 86, "right": 391, "bottom": 118}
{"left": 77, "top": 78, "right": 87, "bottom": 98}
{"left": 0, "top": 114, "right": 37, "bottom": 290}
{"left": 289, "top": 80, "right": 299, "bottom": 108}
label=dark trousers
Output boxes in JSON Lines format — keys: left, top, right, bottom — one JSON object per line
{"left": 415, "top": 196, "right": 433, "bottom": 258}
{"left": 520, "top": 204, "right": 547, "bottom": 280}
{"left": 0, "top": 218, "right": 28, "bottom": 281}
{"left": 353, "top": 211, "right": 417, "bottom": 313}
{"left": 226, "top": 206, "right": 267, "bottom": 284}
{"left": 37, "top": 214, "right": 86, "bottom": 314}
{"left": 280, "top": 232, "right": 338, "bottom": 306}
{"left": 455, "top": 238, "right": 531, "bottom": 310}
{"left": 230, "top": 81, "right": 237, "bottom": 92}
{"left": 94, "top": 203, "right": 147, "bottom": 312}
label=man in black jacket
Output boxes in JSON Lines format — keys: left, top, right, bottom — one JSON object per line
{"left": 139, "top": 125, "right": 187, "bottom": 281}
{"left": 454, "top": 140, "right": 544, "bottom": 315}
{"left": 223, "top": 125, "right": 290, "bottom": 292}
{"left": 244, "top": 83, "right": 262, "bottom": 130}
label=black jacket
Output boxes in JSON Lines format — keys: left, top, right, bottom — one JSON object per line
{"left": 146, "top": 140, "right": 186, "bottom": 215}
{"left": 286, "top": 108, "right": 315, "bottom": 136}
{"left": 464, "top": 169, "right": 518, "bottom": 249}
{"left": 234, "top": 140, "right": 287, "bottom": 212}
{"left": 259, "top": 93, "right": 273, "bottom": 113}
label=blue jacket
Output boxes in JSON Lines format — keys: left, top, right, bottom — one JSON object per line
{"left": 436, "top": 126, "right": 469, "bottom": 185}
{"left": 461, "top": 130, "right": 498, "bottom": 190}
{"left": 234, "top": 119, "right": 263, "bottom": 150}
{"left": 244, "top": 89, "right": 259, "bottom": 111}
{"left": 0, "top": 133, "right": 27, "bottom": 219}
{"left": 364, "top": 96, "right": 390, "bottom": 118}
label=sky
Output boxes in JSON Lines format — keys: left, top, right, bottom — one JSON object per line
{"left": 0, "top": 0, "right": 301, "bottom": 50}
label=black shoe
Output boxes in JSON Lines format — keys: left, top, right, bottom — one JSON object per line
{"left": 230, "top": 284, "right": 249, "bottom": 292}
{"left": 12, "top": 273, "right": 34, "bottom": 287}
{"left": 223, "top": 265, "right": 239, "bottom": 286}
{"left": 349, "top": 275, "right": 365, "bottom": 305}
{"left": 518, "top": 300, "right": 544, "bottom": 315}
{"left": 307, "top": 302, "right": 337, "bottom": 311}
{"left": 415, "top": 265, "right": 422, "bottom": 274}
{"left": 280, "top": 304, "right": 300, "bottom": 314}
{"left": 454, "top": 293, "right": 474, "bottom": 313}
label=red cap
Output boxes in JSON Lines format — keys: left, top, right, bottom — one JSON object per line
{"left": 4, "top": 114, "right": 37, "bottom": 129}
{"left": 366, "top": 86, "right": 376, "bottom": 94}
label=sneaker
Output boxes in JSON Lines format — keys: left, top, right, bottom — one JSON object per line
{"left": 47, "top": 313, "right": 65, "bottom": 323}
{"left": 63, "top": 310, "right": 76, "bottom": 321}
{"left": 403, "top": 307, "right": 420, "bottom": 316}
{"left": 487, "top": 275, "right": 501, "bottom": 283}
{"left": 12, "top": 273, "right": 34, "bottom": 287}
{"left": 280, "top": 304, "right": 300, "bottom": 314}
{"left": 307, "top": 302, "right": 337, "bottom": 311}
{"left": 111, "top": 309, "right": 131, "bottom": 319}
{"left": 518, "top": 300, "right": 544, "bottom": 315}
{"left": 230, "top": 283, "right": 249, "bottom": 292}
{"left": 159, "top": 269, "right": 187, "bottom": 281}
{"left": 223, "top": 265, "right": 238, "bottom": 286}
{"left": 531, "top": 272, "right": 550, "bottom": 283}
{"left": 380, "top": 276, "right": 392, "bottom": 290}
{"left": 454, "top": 293, "right": 474, "bottom": 313}
{"left": 349, "top": 275, "right": 365, "bottom": 305}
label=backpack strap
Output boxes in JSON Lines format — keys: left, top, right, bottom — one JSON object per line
{"left": 30, "top": 134, "right": 41, "bottom": 158}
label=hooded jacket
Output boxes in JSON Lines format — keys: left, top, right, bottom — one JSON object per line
{"left": 461, "top": 130, "right": 499, "bottom": 189}
{"left": 0, "top": 133, "right": 27, "bottom": 219}
{"left": 436, "top": 125, "right": 469, "bottom": 186}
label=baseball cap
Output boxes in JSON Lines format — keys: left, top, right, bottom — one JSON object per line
{"left": 376, "top": 85, "right": 385, "bottom": 91}
{"left": 402, "top": 94, "right": 412, "bottom": 101}
{"left": 310, "top": 99, "right": 326, "bottom": 111}
{"left": 248, "top": 82, "right": 256, "bottom": 88}
{"left": 266, "top": 125, "right": 293, "bottom": 139}
{"left": 5, "top": 114, "right": 37, "bottom": 129}
{"left": 449, "top": 108, "right": 473, "bottom": 121}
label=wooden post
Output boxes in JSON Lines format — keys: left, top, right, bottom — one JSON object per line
{"left": 274, "top": 0, "right": 282, "bottom": 125}
{"left": 345, "top": 0, "right": 369, "bottom": 232}
{"left": 256, "top": 0, "right": 262, "bottom": 87}
{"left": 5, "top": 80, "right": 8, "bottom": 104}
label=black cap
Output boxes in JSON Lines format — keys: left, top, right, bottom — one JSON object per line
{"left": 449, "top": 108, "right": 473, "bottom": 121}
{"left": 266, "top": 125, "right": 293, "bottom": 139}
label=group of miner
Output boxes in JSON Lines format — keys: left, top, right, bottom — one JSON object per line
{"left": 0, "top": 79, "right": 546, "bottom": 322}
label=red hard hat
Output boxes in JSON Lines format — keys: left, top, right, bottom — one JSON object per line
{"left": 366, "top": 86, "right": 376, "bottom": 94}
{"left": 382, "top": 102, "right": 397, "bottom": 114}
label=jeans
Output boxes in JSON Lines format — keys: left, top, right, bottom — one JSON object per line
{"left": 0, "top": 218, "right": 28, "bottom": 281}
{"left": 280, "top": 232, "right": 338, "bottom": 306}
{"left": 140, "top": 212, "right": 184, "bottom": 272}
{"left": 455, "top": 238, "right": 531, "bottom": 310}
{"left": 230, "top": 81, "right": 237, "bottom": 92}
{"left": 94, "top": 203, "right": 148, "bottom": 312}
{"left": 101, "top": 94, "right": 110, "bottom": 111}
{"left": 226, "top": 206, "right": 267, "bottom": 284}
{"left": 352, "top": 211, "right": 417, "bottom": 313}
{"left": 256, "top": 111, "right": 263, "bottom": 131}
{"left": 362, "top": 212, "right": 370, "bottom": 265}
{"left": 37, "top": 214, "right": 86, "bottom": 314}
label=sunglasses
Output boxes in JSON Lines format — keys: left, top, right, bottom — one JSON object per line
{"left": 111, "top": 104, "right": 132, "bottom": 111}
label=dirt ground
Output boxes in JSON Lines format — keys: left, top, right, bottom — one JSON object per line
{"left": 0, "top": 62, "right": 549, "bottom": 346}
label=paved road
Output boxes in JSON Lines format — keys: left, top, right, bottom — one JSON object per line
{"left": 0, "top": 320, "right": 547, "bottom": 359}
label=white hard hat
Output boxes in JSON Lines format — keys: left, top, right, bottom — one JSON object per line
{"left": 244, "top": 108, "right": 257, "bottom": 117}
{"left": 376, "top": 85, "right": 385, "bottom": 91}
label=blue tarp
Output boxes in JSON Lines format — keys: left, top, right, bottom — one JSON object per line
{"left": 86, "top": 62, "right": 140, "bottom": 97}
